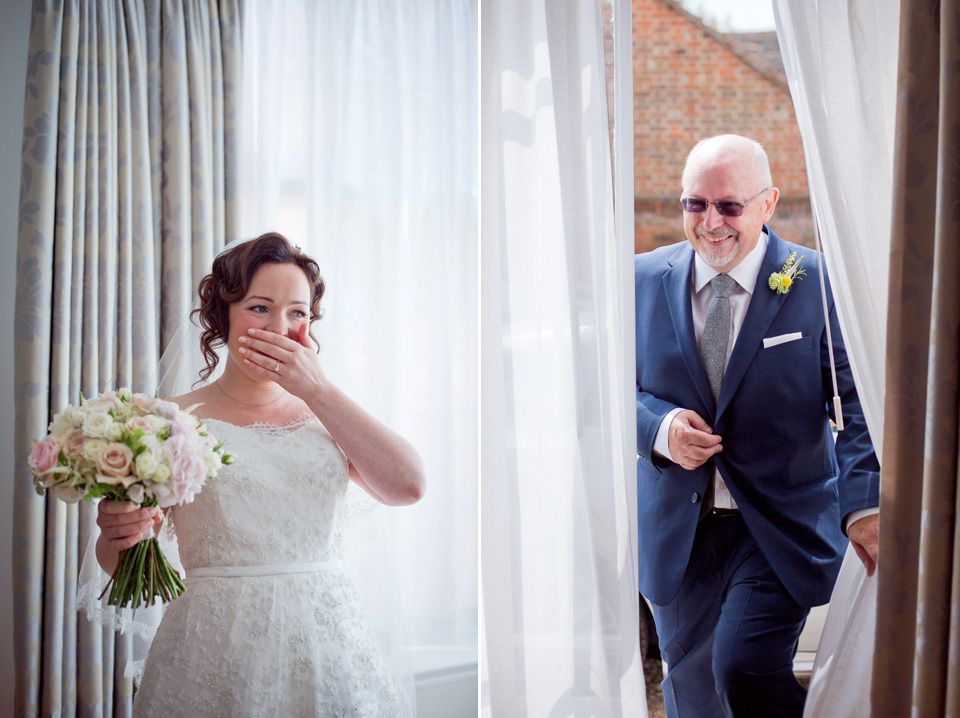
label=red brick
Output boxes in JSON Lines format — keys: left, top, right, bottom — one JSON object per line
{"left": 631, "top": 0, "right": 812, "bottom": 253}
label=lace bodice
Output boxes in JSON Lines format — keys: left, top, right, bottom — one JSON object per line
{"left": 129, "top": 413, "right": 405, "bottom": 717}
{"left": 171, "top": 414, "right": 350, "bottom": 569}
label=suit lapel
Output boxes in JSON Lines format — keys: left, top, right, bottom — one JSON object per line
{"left": 662, "top": 246, "right": 715, "bottom": 416}
{"left": 716, "top": 228, "right": 793, "bottom": 418}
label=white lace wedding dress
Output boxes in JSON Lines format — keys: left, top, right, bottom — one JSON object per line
{"left": 132, "top": 413, "right": 402, "bottom": 717}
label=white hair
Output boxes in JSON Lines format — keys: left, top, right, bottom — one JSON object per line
{"left": 681, "top": 134, "right": 773, "bottom": 191}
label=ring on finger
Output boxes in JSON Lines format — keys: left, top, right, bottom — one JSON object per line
{"left": 274, "top": 359, "right": 281, "bottom": 373}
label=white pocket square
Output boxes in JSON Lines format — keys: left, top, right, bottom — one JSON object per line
{"left": 763, "top": 332, "right": 803, "bottom": 349}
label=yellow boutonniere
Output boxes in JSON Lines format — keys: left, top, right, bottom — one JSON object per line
{"left": 768, "top": 252, "right": 806, "bottom": 295}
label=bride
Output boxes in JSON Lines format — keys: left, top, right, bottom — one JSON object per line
{"left": 92, "top": 232, "right": 425, "bottom": 717}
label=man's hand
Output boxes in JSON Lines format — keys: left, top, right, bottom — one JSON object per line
{"left": 848, "top": 513, "right": 879, "bottom": 577}
{"left": 668, "top": 410, "right": 723, "bottom": 470}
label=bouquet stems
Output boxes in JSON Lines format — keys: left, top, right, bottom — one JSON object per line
{"left": 99, "top": 535, "right": 186, "bottom": 608}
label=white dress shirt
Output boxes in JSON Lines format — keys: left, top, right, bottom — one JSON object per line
{"left": 652, "top": 231, "right": 878, "bottom": 529}
{"left": 653, "top": 231, "right": 769, "bottom": 510}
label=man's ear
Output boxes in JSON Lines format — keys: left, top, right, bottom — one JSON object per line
{"left": 763, "top": 187, "right": 780, "bottom": 221}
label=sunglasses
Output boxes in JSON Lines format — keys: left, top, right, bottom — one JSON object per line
{"left": 680, "top": 188, "right": 770, "bottom": 217}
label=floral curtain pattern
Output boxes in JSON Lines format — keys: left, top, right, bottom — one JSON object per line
{"left": 14, "top": 1, "right": 241, "bottom": 715}
{"left": 873, "top": 0, "right": 960, "bottom": 715}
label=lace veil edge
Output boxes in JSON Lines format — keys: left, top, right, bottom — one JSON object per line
{"left": 77, "top": 517, "right": 182, "bottom": 686}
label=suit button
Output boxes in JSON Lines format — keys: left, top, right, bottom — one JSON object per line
{"left": 692, "top": 492, "right": 699, "bottom": 503}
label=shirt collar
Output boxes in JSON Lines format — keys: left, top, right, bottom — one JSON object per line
{"left": 693, "top": 229, "right": 769, "bottom": 295}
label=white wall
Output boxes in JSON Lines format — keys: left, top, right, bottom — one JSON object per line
{"left": 414, "top": 647, "right": 478, "bottom": 718}
{"left": 1, "top": 1, "right": 32, "bottom": 711}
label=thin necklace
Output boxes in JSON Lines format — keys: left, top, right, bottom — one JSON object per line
{"left": 215, "top": 380, "right": 287, "bottom": 408}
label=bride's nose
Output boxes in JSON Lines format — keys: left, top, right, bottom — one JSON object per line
{"left": 263, "top": 315, "right": 289, "bottom": 336}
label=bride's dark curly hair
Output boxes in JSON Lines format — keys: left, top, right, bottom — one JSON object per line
{"left": 192, "top": 232, "right": 326, "bottom": 383}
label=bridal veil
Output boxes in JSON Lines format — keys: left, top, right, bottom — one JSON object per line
{"left": 78, "top": 237, "right": 418, "bottom": 716}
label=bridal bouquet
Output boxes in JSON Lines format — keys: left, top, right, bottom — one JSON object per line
{"left": 28, "top": 387, "right": 234, "bottom": 608}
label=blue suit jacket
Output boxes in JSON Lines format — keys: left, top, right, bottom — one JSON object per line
{"left": 635, "top": 227, "right": 880, "bottom": 608}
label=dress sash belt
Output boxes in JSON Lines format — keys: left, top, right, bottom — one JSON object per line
{"left": 185, "top": 561, "right": 342, "bottom": 579}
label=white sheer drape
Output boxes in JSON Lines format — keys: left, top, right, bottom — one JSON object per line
{"left": 236, "top": 0, "right": 478, "bottom": 656}
{"left": 480, "top": 0, "right": 645, "bottom": 715}
{"left": 772, "top": 2, "right": 900, "bottom": 715}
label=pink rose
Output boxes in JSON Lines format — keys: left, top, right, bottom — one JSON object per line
{"left": 28, "top": 439, "right": 61, "bottom": 473}
{"left": 95, "top": 443, "right": 134, "bottom": 486}
{"left": 62, "top": 430, "right": 86, "bottom": 459}
{"left": 125, "top": 416, "right": 155, "bottom": 433}
{"left": 91, "top": 391, "right": 122, "bottom": 412}
{"left": 132, "top": 394, "right": 157, "bottom": 411}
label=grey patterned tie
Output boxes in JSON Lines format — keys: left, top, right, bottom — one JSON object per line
{"left": 700, "top": 274, "right": 736, "bottom": 403}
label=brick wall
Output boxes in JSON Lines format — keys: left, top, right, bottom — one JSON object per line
{"left": 632, "top": 0, "right": 813, "bottom": 253}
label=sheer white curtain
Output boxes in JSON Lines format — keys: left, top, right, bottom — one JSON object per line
{"left": 480, "top": 0, "right": 644, "bottom": 715}
{"left": 236, "top": 0, "right": 478, "bottom": 657}
{"left": 773, "top": 2, "right": 900, "bottom": 715}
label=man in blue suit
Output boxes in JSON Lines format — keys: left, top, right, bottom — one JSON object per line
{"left": 635, "top": 135, "right": 880, "bottom": 717}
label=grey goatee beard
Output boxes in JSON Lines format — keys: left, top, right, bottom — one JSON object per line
{"left": 696, "top": 228, "right": 739, "bottom": 269}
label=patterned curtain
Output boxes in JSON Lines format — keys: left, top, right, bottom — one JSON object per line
{"left": 14, "top": 1, "right": 241, "bottom": 715}
{"left": 873, "top": 0, "right": 960, "bottom": 716}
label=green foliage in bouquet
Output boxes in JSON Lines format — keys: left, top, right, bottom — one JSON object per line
{"left": 29, "top": 387, "right": 234, "bottom": 609}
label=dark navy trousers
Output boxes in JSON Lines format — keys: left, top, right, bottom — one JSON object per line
{"left": 651, "top": 512, "right": 810, "bottom": 718}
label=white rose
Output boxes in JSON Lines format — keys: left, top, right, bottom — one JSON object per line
{"left": 135, "top": 450, "right": 160, "bottom": 478}
{"left": 63, "top": 406, "right": 84, "bottom": 424}
{"left": 117, "top": 387, "right": 132, "bottom": 402}
{"left": 204, "top": 449, "right": 222, "bottom": 474}
{"left": 152, "top": 463, "right": 171, "bottom": 484}
{"left": 127, "top": 483, "right": 145, "bottom": 504}
{"left": 106, "top": 422, "right": 124, "bottom": 441}
{"left": 81, "top": 438, "right": 107, "bottom": 464}
{"left": 82, "top": 412, "right": 114, "bottom": 439}
{"left": 148, "top": 415, "right": 169, "bottom": 433}
{"left": 47, "top": 413, "right": 74, "bottom": 442}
